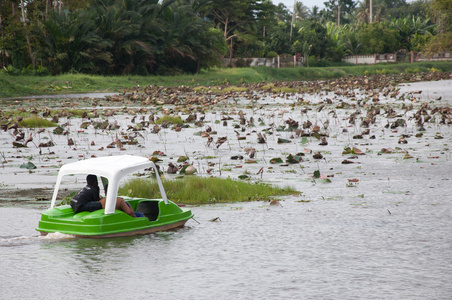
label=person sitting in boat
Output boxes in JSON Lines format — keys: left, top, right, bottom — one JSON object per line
{"left": 70, "top": 174, "right": 142, "bottom": 217}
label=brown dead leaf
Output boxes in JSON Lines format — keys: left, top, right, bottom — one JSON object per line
{"left": 353, "top": 147, "right": 365, "bottom": 155}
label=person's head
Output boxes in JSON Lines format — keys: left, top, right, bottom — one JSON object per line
{"left": 86, "top": 174, "right": 98, "bottom": 187}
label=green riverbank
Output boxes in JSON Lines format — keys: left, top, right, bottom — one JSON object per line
{"left": 1, "top": 61, "right": 452, "bottom": 98}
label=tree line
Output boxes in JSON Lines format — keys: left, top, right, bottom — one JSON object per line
{"left": 0, "top": 0, "right": 451, "bottom": 75}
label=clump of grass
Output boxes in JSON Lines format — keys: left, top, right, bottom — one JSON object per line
{"left": 276, "top": 87, "right": 298, "bottom": 93}
{"left": 260, "top": 83, "right": 299, "bottom": 93}
{"left": 261, "top": 83, "right": 274, "bottom": 90}
{"left": 53, "top": 109, "right": 89, "bottom": 117}
{"left": 404, "top": 67, "right": 420, "bottom": 74}
{"left": 0, "top": 111, "right": 30, "bottom": 123}
{"left": 19, "top": 116, "right": 57, "bottom": 128}
{"left": 119, "top": 176, "right": 297, "bottom": 204}
{"left": 193, "top": 86, "right": 247, "bottom": 93}
{"left": 376, "top": 68, "right": 388, "bottom": 75}
{"left": 223, "top": 86, "right": 247, "bottom": 92}
{"left": 155, "top": 115, "right": 183, "bottom": 125}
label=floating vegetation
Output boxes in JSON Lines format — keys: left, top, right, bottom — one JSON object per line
{"left": 20, "top": 161, "right": 37, "bottom": 169}
{"left": 383, "top": 190, "right": 410, "bottom": 194}
{"left": 346, "top": 182, "right": 359, "bottom": 188}
{"left": 119, "top": 177, "right": 297, "bottom": 204}
{"left": 155, "top": 115, "right": 183, "bottom": 125}
{"left": 0, "top": 69, "right": 451, "bottom": 208}
{"left": 19, "top": 116, "right": 57, "bottom": 128}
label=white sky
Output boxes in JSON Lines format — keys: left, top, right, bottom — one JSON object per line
{"left": 272, "top": 0, "right": 416, "bottom": 11}
{"left": 271, "top": 0, "right": 325, "bottom": 11}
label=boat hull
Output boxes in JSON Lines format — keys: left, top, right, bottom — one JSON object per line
{"left": 36, "top": 198, "right": 193, "bottom": 238}
{"left": 39, "top": 219, "right": 189, "bottom": 238}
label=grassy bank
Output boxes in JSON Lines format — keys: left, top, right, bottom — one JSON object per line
{"left": 1, "top": 61, "right": 452, "bottom": 98}
{"left": 119, "top": 177, "right": 298, "bottom": 204}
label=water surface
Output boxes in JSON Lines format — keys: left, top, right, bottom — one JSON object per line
{"left": 1, "top": 79, "right": 451, "bottom": 299}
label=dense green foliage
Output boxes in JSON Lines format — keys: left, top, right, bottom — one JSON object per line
{"left": 1, "top": 0, "right": 227, "bottom": 75}
{"left": 0, "top": 0, "right": 451, "bottom": 75}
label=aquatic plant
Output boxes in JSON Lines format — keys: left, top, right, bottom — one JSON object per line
{"left": 155, "top": 115, "right": 183, "bottom": 125}
{"left": 19, "top": 116, "right": 57, "bottom": 128}
{"left": 119, "top": 176, "right": 297, "bottom": 204}
{"left": 193, "top": 86, "right": 247, "bottom": 93}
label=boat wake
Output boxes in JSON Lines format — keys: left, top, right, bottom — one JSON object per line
{"left": 0, "top": 232, "right": 74, "bottom": 247}
{"left": 0, "top": 235, "right": 41, "bottom": 247}
{"left": 39, "top": 232, "right": 75, "bottom": 240}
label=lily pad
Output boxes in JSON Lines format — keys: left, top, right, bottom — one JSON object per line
{"left": 286, "top": 154, "right": 301, "bottom": 164}
{"left": 342, "top": 146, "right": 365, "bottom": 155}
{"left": 270, "top": 157, "right": 283, "bottom": 164}
{"left": 177, "top": 156, "right": 189, "bottom": 163}
{"left": 300, "top": 137, "right": 309, "bottom": 145}
{"left": 20, "top": 162, "right": 37, "bottom": 169}
{"left": 53, "top": 126, "right": 64, "bottom": 135}
{"left": 12, "top": 142, "right": 26, "bottom": 148}
{"left": 277, "top": 138, "right": 291, "bottom": 144}
{"left": 313, "top": 170, "right": 320, "bottom": 178}
{"left": 149, "top": 156, "right": 162, "bottom": 163}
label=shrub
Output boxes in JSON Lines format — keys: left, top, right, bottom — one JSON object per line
{"left": 1, "top": 65, "right": 50, "bottom": 76}
{"left": 312, "top": 59, "right": 334, "bottom": 67}
{"left": 404, "top": 67, "right": 420, "bottom": 74}
{"left": 235, "top": 58, "right": 249, "bottom": 68}
{"left": 376, "top": 68, "right": 388, "bottom": 74}
{"left": 266, "top": 51, "right": 278, "bottom": 58}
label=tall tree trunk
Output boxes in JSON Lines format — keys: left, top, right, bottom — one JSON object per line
{"left": 229, "top": 38, "right": 233, "bottom": 63}
{"left": 0, "top": 15, "right": 4, "bottom": 68}
{"left": 21, "top": 0, "right": 36, "bottom": 68}
{"left": 12, "top": 1, "right": 19, "bottom": 18}
{"left": 290, "top": 0, "right": 295, "bottom": 41}
{"left": 11, "top": 0, "right": 19, "bottom": 67}
{"left": 46, "top": 0, "right": 50, "bottom": 20}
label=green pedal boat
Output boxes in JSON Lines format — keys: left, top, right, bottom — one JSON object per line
{"left": 36, "top": 155, "right": 193, "bottom": 238}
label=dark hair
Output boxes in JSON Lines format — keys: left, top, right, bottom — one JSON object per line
{"left": 86, "top": 174, "right": 98, "bottom": 186}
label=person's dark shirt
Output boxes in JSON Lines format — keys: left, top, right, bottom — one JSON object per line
{"left": 70, "top": 185, "right": 101, "bottom": 213}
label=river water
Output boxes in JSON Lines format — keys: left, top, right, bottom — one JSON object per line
{"left": 2, "top": 189, "right": 451, "bottom": 299}
{"left": 1, "top": 80, "right": 451, "bottom": 299}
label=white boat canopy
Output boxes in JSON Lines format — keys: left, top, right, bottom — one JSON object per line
{"left": 50, "top": 155, "right": 168, "bottom": 214}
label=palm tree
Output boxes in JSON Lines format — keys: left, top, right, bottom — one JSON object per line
{"left": 34, "top": 9, "right": 107, "bottom": 73}
{"left": 343, "top": 31, "right": 362, "bottom": 55}
{"left": 89, "top": 0, "right": 169, "bottom": 74}
{"left": 159, "top": 2, "right": 225, "bottom": 73}
{"left": 290, "top": 1, "right": 309, "bottom": 41}
{"left": 275, "top": 3, "right": 290, "bottom": 23}
{"left": 354, "top": 0, "right": 371, "bottom": 24}
{"left": 294, "top": 1, "right": 309, "bottom": 21}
